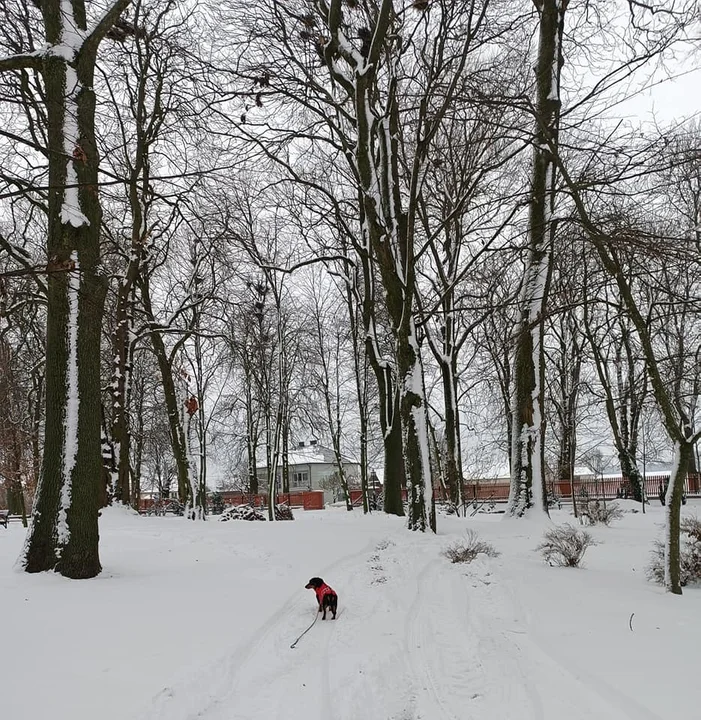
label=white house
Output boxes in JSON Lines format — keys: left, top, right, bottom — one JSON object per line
{"left": 256, "top": 440, "right": 361, "bottom": 504}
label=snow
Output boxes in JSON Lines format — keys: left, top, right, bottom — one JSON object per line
{"left": 58, "top": 0, "right": 90, "bottom": 228}
{"left": 1, "top": 503, "right": 700, "bottom": 720}
{"left": 57, "top": 250, "right": 80, "bottom": 546}
{"left": 60, "top": 65, "right": 90, "bottom": 227}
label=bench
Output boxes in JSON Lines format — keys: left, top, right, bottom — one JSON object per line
{"left": 0, "top": 510, "right": 25, "bottom": 528}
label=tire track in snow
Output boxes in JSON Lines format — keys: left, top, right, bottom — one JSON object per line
{"left": 143, "top": 537, "right": 380, "bottom": 720}
{"left": 403, "top": 557, "right": 498, "bottom": 720}
{"left": 404, "top": 555, "right": 554, "bottom": 720}
{"left": 403, "top": 560, "right": 461, "bottom": 720}
{"left": 460, "top": 559, "right": 545, "bottom": 720}
{"left": 472, "top": 557, "right": 657, "bottom": 720}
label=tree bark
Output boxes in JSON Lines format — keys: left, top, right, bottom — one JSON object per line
{"left": 19, "top": 0, "right": 131, "bottom": 577}
{"left": 508, "top": 0, "right": 565, "bottom": 517}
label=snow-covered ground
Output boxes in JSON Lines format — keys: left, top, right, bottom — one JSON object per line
{"left": 1, "top": 502, "right": 699, "bottom": 720}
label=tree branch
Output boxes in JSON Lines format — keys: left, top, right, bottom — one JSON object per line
{"left": 0, "top": 53, "right": 41, "bottom": 73}
{"left": 82, "top": 0, "right": 133, "bottom": 58}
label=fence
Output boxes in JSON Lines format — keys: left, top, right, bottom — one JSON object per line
{"left": 451, "top": 473, "right": 701, "bottom": 503}
{"left": 554, "top": 473, "right": 700, "bottom": 500}
{"left": 221, "top": 491, "right": 325, "bottom": 511}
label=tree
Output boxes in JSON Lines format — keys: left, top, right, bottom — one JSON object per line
{"left": 306, "top": 270, "right": 353, "bottom": 510}
{"left": 507, "top": 0, "right": 566, "bottom": 517}
{"left": 1, "top": 0, "right": 132, "bottom": 578}
{"left": 581, "top": 257, "right": 648, "bottom": 503}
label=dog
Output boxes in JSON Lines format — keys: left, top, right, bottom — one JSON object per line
{"left": 305, "top": 577, "right": 338, "bottom": 620}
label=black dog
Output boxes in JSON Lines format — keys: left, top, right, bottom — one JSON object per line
{"left": 305, "top": 577, "right": 338, "bottom": 620}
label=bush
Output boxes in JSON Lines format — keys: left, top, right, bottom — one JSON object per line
{"left": 581, "top": 500, "right": 624, "bottom": 526}
{"left": 275, "top": 504, "right": 295, "bottom": 521}
{"left": 219, "top": 505, "right": 265, "bottom": 522}
{"left": 210, "top": 492, "right": 225, "bottom": 515}
{"left": 442, "top": 529, "right": 500, "bottom": 564}
{"left": 536, "top": 524, "right": 596, "bottom": 567}
{"left": 647, "top": 516, "right": 701, "bottom": 587}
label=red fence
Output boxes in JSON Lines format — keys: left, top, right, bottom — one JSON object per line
{"left": 221, "top": 491, "right": 325, "bottom": 511}
{"left": 139, "top": 490, "right": 325, "bottom": 513}
{"left": 450, "top": 473, "right": 701, "bottom": 503}
{"left": 554, "top": 474, "right": 700, "bottom": 500}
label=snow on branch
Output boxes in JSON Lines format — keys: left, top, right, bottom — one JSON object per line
{"left": 0, "top": 52, "right": 42, "bottom": 73}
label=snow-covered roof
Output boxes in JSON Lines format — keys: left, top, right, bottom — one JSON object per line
{"left": 256, "top": 443, "right": 358, "bottom": 470}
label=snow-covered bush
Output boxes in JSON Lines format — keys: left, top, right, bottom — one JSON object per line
{"left": 581, "top": 500, "right": 624, "bottom": 526}
{"left": 436, "top": 501, "right": 458, "bottom": 516}
{"left": 442, "top": 529, "right": 500, "bottom": 564}
{"left": 275, "top": 504, "right": 294, "bottom": 521}
{"left": 536, "top": 524, "right": 596, "bottom": 567}
{"left": 219, "top": 505, "right": 265, "bottom": 522}
{"left": 647, "top": 517, "right": 701, "bottom": 587}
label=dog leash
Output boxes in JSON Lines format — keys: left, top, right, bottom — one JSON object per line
{"left": 290, "top": 611, "right": 319, "bottom": 649}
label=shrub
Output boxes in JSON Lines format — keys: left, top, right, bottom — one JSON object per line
{"left": 219, "top": 505, "right": 265, "bottom": 522}
{"left": 210, "top": 492, "right": 225, "bottom": 515}
{"left": 442, "top": 529, "right": 500, "bottom": 564}
{"left": 581, "top": 500, "right": 624, "bottom": 526}
{"left": 536, "top": 524, "right": 596, "bottom": 567}
{"left": 647, "top": 516, "right": 701, "bottom": 587}
{"left": 275, "top": 504, "right": 295, "bottom": 521}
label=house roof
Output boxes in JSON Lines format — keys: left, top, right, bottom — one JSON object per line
{"left": 256, "top": 443, "right": 358, "bottom": 470}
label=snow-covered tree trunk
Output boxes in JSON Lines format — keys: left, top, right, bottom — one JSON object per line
{"left": 361, "top": 257, "right": 404, "bottom": 517}
{"left": 434, "top": 322, "right": 464, "bottom": 510}
{"left": 399, "top": 319, "right": 434, "bottom": 532}
{"left": 178, "top": 371, "right": 202, "bottom": 521}
{"left": 12, "top": 0, "right": 132, "bottom": 578}
{"left": 111, "top": 280, "right": 138, "bottom": 506}
{"left": 665, "top": 441, "right": 692, "bottom": 593}
{"left": 349, "top": 19, "right": 432, "bottom": 531}
{"left": 507, "top": 0, "right": 565, "bottom": 517}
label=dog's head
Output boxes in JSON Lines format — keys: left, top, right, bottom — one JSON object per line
{"left": 305, "top": 577, "right": 324, "bottom": 589}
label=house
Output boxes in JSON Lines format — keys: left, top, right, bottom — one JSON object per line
{"left": 256, "top": 440, "right": 362, "bottom": 504}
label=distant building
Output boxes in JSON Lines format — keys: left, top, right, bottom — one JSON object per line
{"left": 256, "top": 440, "right": 361, "bottom": 504}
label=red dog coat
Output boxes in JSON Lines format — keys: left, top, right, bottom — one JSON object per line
{"left": 314, "top": 583, "right": 335, "bottom": 604}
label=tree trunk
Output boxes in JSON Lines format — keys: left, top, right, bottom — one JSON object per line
{"left": 19, "top": 0, "right": 130, "bottom": 576}
{"left": 110, "top": 283, "right": 136, "bottom": 505}
{"left": 140, "top": 274, "right": 191, "bottom": 506}
{"left": 439, "top": 355, "right": 463, "bottom": 508}
{"left": 619, "top": 450, "right": 644, "bottom": 502}
{"left": 245, "top": 379, "right": 258, "bottom": 494}
{"left": 508, "top": 0, "right": 565, "bottom": 517}
{"left": 665, "top": 441, "right": 692, "bottom": 594}
{"left": 360, "top": 255, "right": 404, "bottom": 516}
{"left": 383, "top": 394, "right": 405, "bottom": 516}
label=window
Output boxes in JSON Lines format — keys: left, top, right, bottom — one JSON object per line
{"left": 292, "top": 471, "right": 309, "bottom": 489}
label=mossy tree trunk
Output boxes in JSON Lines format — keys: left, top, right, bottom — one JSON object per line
{"left": 10, "top": 0, "right": 132, "bottom": 578}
